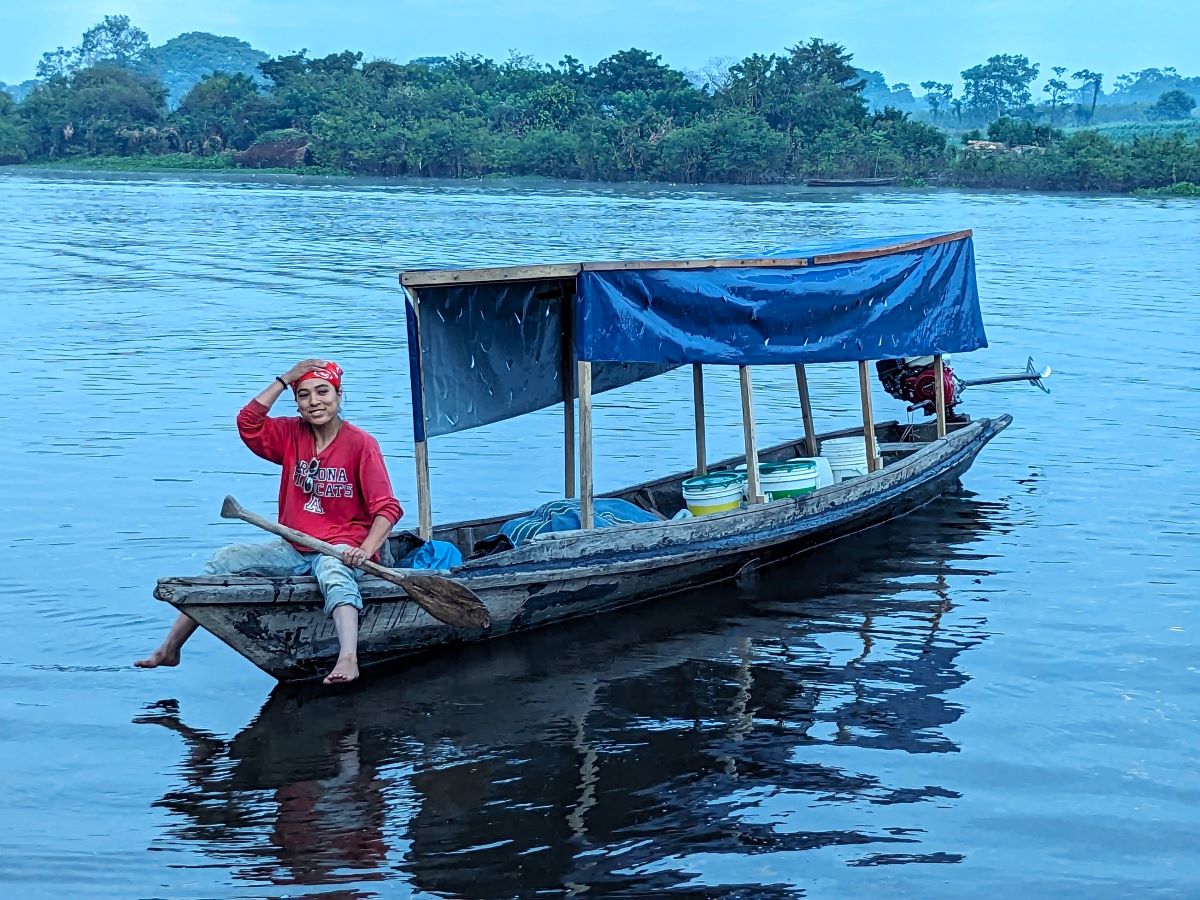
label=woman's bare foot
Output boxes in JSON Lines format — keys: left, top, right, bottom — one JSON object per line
{"left": 323, "top": 654, "right": 359, "bottom": 685}
{"left": 134, "top": 646, "right": 181, "bottom": 668}
{"left": 135, "top": 615, "right": 198, "bottom": 670}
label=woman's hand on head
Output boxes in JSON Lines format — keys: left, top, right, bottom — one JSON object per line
{"left": 282, "top": 359, "right": 329, "bottom": 384}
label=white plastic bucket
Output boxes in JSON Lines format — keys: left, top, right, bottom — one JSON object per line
{"left": 735, "top": 459, "right": 823, "bottom": 500}
{"left": 821, "top": 437, "right": 870, "bottom": 482}
{"left": 681, "top": 472, "right": 744, "bottom": 516}
{"left": 759, "top": 460, "right": 820, "bottom": 500}
{"left": 750, "top": 457, "right": 836, "bottom": 488}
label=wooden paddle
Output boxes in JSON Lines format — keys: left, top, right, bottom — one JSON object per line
{"left": 220, "top": 495, "right": 491, "bottom": 630}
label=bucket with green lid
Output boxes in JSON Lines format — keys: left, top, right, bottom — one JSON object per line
{"left": 681, "top": 472, "right": 744, "bottom": 516}
{"left": 759, "top": 459, "right": 819, "bottom": 499}
{"left": 736, "top": 459, "right": 820, "bottom": 500}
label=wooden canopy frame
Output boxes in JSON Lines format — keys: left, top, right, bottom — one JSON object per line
{"left": 400, "top": 231, "right": 969, "bottom": 538}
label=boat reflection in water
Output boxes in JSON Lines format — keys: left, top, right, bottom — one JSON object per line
{"left": 139, "top": 491, "right": 1010, "bottom": 895}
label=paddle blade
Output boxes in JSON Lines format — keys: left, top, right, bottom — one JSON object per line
{"left": 220, "top": 495, "right": 244, "bottom": 520}
{"left": 1025, "top": 356, "right": 1052, "bottom": 394}
{"left": 401, "top": 575, "right": 492, "bottom": 630}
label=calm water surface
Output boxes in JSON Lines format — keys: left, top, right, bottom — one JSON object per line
{"left": 1, "top": 170, "right": 1198, "bottom": 898}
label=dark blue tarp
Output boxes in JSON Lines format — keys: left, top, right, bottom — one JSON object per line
{"left": 404, "top": 232, "right": 986, "bottom": 439}
{"left": 574, "top": 233, "right": 986, "bottom": 365}
{"left": 409, "top": 282, "right": 672, "bottom": 439}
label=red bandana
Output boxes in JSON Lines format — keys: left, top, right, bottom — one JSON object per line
{"left": 294, "top": 361, "right": 344, "bottom": 391}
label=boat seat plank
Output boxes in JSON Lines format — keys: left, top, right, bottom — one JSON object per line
{"left": 877, "top": 441, "right": 926, "bottom": 455}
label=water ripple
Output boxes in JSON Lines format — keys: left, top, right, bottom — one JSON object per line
{"left": 1, "top": 170, "right": 1198, "bottom": 896}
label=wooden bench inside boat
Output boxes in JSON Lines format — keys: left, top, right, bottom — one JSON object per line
{"left": 877, "top": 441, "right": 924, "bottom": 458}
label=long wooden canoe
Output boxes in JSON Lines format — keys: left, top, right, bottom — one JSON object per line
{"left": 154, "top": 416, "right": 1009, "bottom": 681}
{"left": 805, "top": 176, "right": 901, "bottom": 187}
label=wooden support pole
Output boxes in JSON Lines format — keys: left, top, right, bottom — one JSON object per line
{"left": 692, "top": 364, "right": 707, "bottom": 475}
{"left": 858, "top": 361, "right": 880, "bottom": 473}
{"left": 739, "top": 366, "right": 764, "bottom": 504}
{"left": 794, "top": 364, "right": 817, "bottom": 457}
{"left": 577, "top": 361, "right": 594, "bottom": 529}
{"left": 933, "top": 354, "right": 947, "bottom": 439}
{"left": 407, "top": 286, "right": 435, "bottom": 541}
{"left": 563, "top": 391, "right": 576, "bottom": 498}
{"left": 561, "top": 291, "right": 576, "bottom": 498}
{"left": 415, "top": 440, "right": 433, "bottom": 540}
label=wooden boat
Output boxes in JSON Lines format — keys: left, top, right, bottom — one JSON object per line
{"left": 154, "top": 230, "right": 1005, "bottom": 682}
{"left": 805, "top": 176, "right": 900, "bottom": 187}
{"left": 143, "top": 505, "right": 998, "bottom": 890}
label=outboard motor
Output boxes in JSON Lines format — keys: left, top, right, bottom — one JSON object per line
{"left": 876, "top": 357, "right": 960, "bottom": 416}
{"left": 878, "top": 355, "right": 1052, "bottom": 417}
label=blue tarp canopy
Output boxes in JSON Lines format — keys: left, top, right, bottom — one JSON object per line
{"left": 401, "top": 231, "right": 986, "bottom": 439}
{"left": 576, "top": 231, "right": 985, "bottom": 364}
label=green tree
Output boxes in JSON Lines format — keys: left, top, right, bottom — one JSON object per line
{"left": 857, "top": 70, "right": 917, "bottom": 111}
{"left": 34, "top": 15, "right": 150, "bottom": 80}
{"left": 1072, "top": 69, "right": 1103, "bottom": 123}
{"left": 17, "top": 77, "right": 72, "bottom": 156}
{"left": 960, "top": 54, "right": 1040, "bottom": 123}
{"left": 727, "top": 39, "right": 867, "bottom": 174}
{"left": 654, "top": 110, "right": 786, "bottom": 183}
{"left": 1146, "top": 89, "right": 1197, "bottom": 121}
{"left": 920, "top": 81, "right": 953, "bottom": 122}
{"left": 78, "top": 15, "right": 149, "bottom": 68}
{"left": 177, "top": 72, "right": 274, "bottom": 151}
{"left": 21, "top": 64, "right": 166, "bottom": 156}
{"left": 510, "top": 128, "right": 582, "bottom": 178}
{"left": 1112, "top": 68, "right": 1200, "bottom": 104}
{"left": 1042, "top": 66, "right": 1069, "bottom": 125}
{"left": 517, "top": 82, "right": 581, "bottom": 133}
{"left": 589, "top": 89, "right": 673, "bottom": 179}
{"left": 36, "top": 47, "right": 77, "bottom": 79}
{"left": 590, "top": 48, "right": 690, "bottom": 96}
{"left": 138, "top": 32, "right": 269, "bottom": 107}
{"left": 987, "top": 116, "right": 1061, "bottom": 147}
{"left": 0, "top": 90, "right": 33, "bottom": 163}
{"left": 69, "top": 64, "right": 166, "bottom": 154}
{"left": 721, "top": 54, "right": 773, "bottom": 113}
{"left": 0, "top": 79, "right": 36, "bottom": 102}
{"left": 870, "top": 106, "right": 947, "bottom": 173}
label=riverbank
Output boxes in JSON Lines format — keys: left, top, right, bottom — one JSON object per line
{"left": 16, "top": 152, "right": 340, "bottom": 176}
{"left": 10, "top": 153, "right": 1200, "bottom": 197}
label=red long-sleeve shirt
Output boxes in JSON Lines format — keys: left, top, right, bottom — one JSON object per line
{"left": 236, "top": 400, "right": 403, "bottom": 552}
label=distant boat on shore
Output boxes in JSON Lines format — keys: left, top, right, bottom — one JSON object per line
{"left": 805, "top": 176, "right": 900, "bottom": 187}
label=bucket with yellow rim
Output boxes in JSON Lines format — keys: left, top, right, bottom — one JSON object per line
{"left": 681, "top": 472, "right": 744, "bottom": 516}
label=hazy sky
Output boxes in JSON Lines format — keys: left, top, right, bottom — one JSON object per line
{"left": 1, "top": 0, "right": 1193, "bottom": 88}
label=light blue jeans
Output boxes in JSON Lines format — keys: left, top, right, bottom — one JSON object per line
{"left": 204, "top": 540, "right": 388, "bottom": 615}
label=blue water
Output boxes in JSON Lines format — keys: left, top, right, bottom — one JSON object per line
{"left": 1, "top": 170, "right": 1197, "bottom": 897}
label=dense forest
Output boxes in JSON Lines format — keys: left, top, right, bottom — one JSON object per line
{"left": 1, "top": 15, "right": 1197, "bottom": 193}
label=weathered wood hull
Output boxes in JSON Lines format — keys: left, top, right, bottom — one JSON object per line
{"left": 154, "top": 416, "right": 1010, "bottom": 681}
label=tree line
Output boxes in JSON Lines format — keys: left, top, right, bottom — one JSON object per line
{"left": 0, "top": 15, "right": 1197, "bottom": 193}
{"left": 917, "top": 54, "right": 1197, "bottom": 127}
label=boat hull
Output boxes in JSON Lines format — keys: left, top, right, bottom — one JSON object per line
{"left": 805, "top": 176, "right": 900, "bottom": 187}
{"left": 154, "top": 416, "right": 1010, "bottom": 681}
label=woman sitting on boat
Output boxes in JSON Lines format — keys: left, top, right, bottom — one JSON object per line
{"left": 136, "top": 359, "right": 403, "bottom": 685}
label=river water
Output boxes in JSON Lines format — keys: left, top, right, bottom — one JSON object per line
{"left": 0, "top": 169, "right": 1197, "bottom": 897}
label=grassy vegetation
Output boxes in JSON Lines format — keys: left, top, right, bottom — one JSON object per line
{"left": 22, "top": 152, "right": 341, "bottom": 176}
{"left": 1077, "top": 120, "right": 1200, "bottom": 143}
{"left": 26, "top": 151, "right": 234, "bottom": 170}
{"left": 1132, "top": 181, "right": 1200, "bottom": 196}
